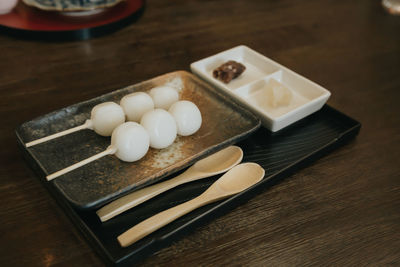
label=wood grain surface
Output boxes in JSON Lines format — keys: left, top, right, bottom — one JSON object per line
{"left": 0, "top": 0, "right": 399, "bottom": 266}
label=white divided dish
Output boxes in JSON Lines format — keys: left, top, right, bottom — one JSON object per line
{"left": 190, "top": 45, "right": 331, "bottom": 132}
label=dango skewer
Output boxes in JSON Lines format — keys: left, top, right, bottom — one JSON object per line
{"left": 25, "top": 102, "right": 125, "bottom": 148}
{"left": 46, "top": 122, "right": 150, "bottom": 181}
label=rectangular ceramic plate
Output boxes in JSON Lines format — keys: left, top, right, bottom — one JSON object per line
{"left": 16, "top": 71, "right": 261, "bottom": 210}
{"left": 191, "top": 45, "right": 331, "bottom": 132}
{"left": 19, "top": 105, "right": 360, "bottom": 266}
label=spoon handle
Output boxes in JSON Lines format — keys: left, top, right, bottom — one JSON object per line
{"left": 97, "top": 168, "right": 201, "bottom": 222}
{"left": 25, "top": 120, "right": 92, "bottom": 148}
{"left": 118, "top": 194, "right": 217, "bottom": 247}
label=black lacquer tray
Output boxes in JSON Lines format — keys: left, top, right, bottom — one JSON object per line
{"left": 18, "top": 103, "right": 360, "bottom": 266}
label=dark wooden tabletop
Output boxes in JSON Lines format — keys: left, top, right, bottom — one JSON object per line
{"left": 1, "top": 0, "right": 399, "bottom": 266}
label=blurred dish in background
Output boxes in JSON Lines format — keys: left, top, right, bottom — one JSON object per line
{"left": 22, "top": 0, "right": 124, "bottom": 12}
{"left": 0, "top": 0, "right": 18, "bottom": 15}
{"left": 0, "top": 0, "right": 144, "bottom": 41}
{"left": 382, "top": 0, "right": 400, "bottom": 15}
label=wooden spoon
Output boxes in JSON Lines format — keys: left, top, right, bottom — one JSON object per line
{"left": 97, "top": 146, "right": 243, "bottom": 222}
{"left": 117, "top": 162, "right": 265, "bottom": 247}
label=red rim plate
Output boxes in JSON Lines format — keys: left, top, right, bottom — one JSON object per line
{"left": 0, "top": 0, "right": 144, "bottom": 32}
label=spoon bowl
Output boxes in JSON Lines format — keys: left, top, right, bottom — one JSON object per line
{"left": 211, "top": 162, "right": 265, "bottom": 196}
{"left": 117, "top": 162, "right": 265, "bottom": 247}
{"left": 192, "top": 145, "right": 243, "bottom": 173}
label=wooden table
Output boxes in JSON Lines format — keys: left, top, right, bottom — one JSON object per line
{"left": 1, "top": 0, "right": 399, "bottom": 266}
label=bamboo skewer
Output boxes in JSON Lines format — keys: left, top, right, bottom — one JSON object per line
{"left": 26, "top": 120, "right": 93, "bottom": 148}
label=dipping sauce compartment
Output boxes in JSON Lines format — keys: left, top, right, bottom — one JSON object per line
{"left": 191, "top": 45, "right": 331, "bottom": 132}
{"left": 199, "top": 46, "right": 280, "bottom": 90}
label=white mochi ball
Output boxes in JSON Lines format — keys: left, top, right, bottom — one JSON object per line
{"left": 90, "top": 102, "right": 125, "bottom": 136}
{"left": 120, "top": 92, "right": 154, "bottom": 122}
{"left": 149, "top": 86, "right": 179, "bottom": 110}
{"left": 140, "top": 109, "right": 177, "bottom": 149}
{"left": 111, "top": 122, "right": 150, "bottom": 162}
{"left": 168, "top": 100, "right": 202, "bottom": 136}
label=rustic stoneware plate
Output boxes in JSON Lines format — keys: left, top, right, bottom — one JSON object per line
{"left": 16, "top": 71, "right": 260, "bottom": 210}
{"left": 22, "top": 0, "right": 124, "bottom": 11}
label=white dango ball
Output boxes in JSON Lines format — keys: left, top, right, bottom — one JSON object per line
{"left": 149, "top": 86, "right": 179, "bottom": 110}
{"left": 140, "top": 109, "right": 177, "bottom": 149}
{"left": 120, "top": 92, "right": 154, "bottom": 122}
{"left": 90, "top": 102, "right": 125, "bottom": 136}
{"left": 111, "top": 122, "right": 150, "bottom": 162}
{"left": 168, "top": 100, "right": 202, "bottom": 136}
